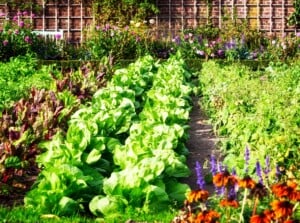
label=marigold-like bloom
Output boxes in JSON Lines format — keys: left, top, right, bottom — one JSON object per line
{"left": 271, "top": 181, "right": 299, "bottom": 201}
{"left": 271, "top": 200, "right": 294, "bottom": 219}
{"left": 186, "top": 189, "right": 209, "bottom": 203}
{"left": 196, "top": 210, "right": 220, "bottom": 223}
{"left": 238, "top": 175, "right": 257, "bottom": 189}
{"left": 250, "top": 210, "right": 274, "bottom": 223}
{"left": 213, "top": 170, "right": 237, "bottom": 187}
{"left": 220, "top": 198, "right": 239, "bottom": 208}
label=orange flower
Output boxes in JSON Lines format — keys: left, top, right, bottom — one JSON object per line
{"left": 250, "top": 210, "right": 274, "bottom": 223}
{"left": 196, "top": 210, "right": 220, "bottom": 223}
{"left": 186, "top": 189, "right": 209, "bottom": 203}
{"left": 213, "top": 170, "right": 237, "bottom": 187}
{"left": 271, "top": 200, "right": 294, "bottom": 219}
{"left": 220, "top": 198, "right": 239, "bottom": 208}
{"left": 238, "top": 175, "right": 256, "bottom": 189}
{"left": 271, "top": 181, "right": 299, "bottom": 201}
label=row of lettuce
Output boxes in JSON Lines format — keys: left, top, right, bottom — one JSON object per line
{"left": 23, "top": 53, "right": 194, "bottom": 219}
{"left": 198, "top": 60, "right": 300, "bottom": 179}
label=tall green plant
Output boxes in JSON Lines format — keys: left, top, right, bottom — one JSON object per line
{"left": 91, "top": 0, "right": 159, "bottom": 25}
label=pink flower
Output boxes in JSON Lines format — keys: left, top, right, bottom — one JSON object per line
{"left": 18, "top": 21, "right": 24, "bottom": 28}
{"left": 55, "top": 33, "right": 61, "bottom": 40}
{"left": 14, "top": 29, "right": 19, "bottom": 35}
{"left": 3, "top": 40, "right": 8, "bottom": 46}
{"left": 22, "top": 11, "right": 28, "bottom": 16}
{"left": 24, "top": 36, "right": 31, "bottom": 43}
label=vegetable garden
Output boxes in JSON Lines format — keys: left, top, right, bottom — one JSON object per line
{"left": 0, "top": 4, "right": 300, "bottom": 223}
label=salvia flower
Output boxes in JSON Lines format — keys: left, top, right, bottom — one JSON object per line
{"left": 210, "top": 155, "right": 217, "bottom": 176}
{"left": 264, "top": 155, "right": 271, "bottom": 177}
{"left": 244, "top": 145, "right": 250, "bottom": 174}
{"left": 256, "top": 160, "right": 263, "bottom": 184}
{"left": 195, "top": 161, "right": 205, "bottom": 189}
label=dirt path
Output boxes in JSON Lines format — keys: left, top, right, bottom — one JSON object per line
{"left": 181, "top": 96, "right": 220, "bottom": 192}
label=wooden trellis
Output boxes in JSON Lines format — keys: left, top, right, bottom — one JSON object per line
{"left": 0, "top": 0, "right": 298, "bottom": 42}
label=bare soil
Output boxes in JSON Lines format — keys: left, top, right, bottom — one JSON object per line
{"left": 181, "top": 96, "right": 221, "bottom": 192}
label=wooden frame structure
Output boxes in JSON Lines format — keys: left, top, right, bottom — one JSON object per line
{"left": 0, "top": 0, "right": 298, "bottom": 42}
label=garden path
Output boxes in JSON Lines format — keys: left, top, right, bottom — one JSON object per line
{"left": 181, "top": 96, "right": 221, "bottom": 192}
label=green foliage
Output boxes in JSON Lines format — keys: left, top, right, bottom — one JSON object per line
{"left": 24, "top": 53, "right": 193, "bottom": 219}
{"left": 288, "top": 0, "right": 300, "bottom": 27}
{"left": 92, "top": 0, "right": 159, "bottom": 25}
{"left": 0, "top": 55, "right": 55, "bottom": 110}
{"left": 198, "top": 60, "right": 300, "bottom": 178}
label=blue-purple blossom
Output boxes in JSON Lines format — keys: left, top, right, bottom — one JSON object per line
{"left": 256, "top": 160, "right": 263, "bottom": 184}
{"left": 244, "top": 145, "right": 250, "bottom": 174}
{"left": 195, "top": 161, "right": 205, "bottom": 189}
{"left": 264, "top": 155, "right": 271, "bottom": 176}
{"left": 172, "top": 35, "right": 181, "bottom": 45}
{"left": 210, "top": 154, "right": 217, "bottom": 176}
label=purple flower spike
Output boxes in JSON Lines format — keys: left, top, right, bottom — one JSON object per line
{"left": 195, "top": 161, "right": 205, "bottom": 189}
{"left": 256, "top": 160, "right": 263, "bottom": 184}
{"left": 264, "top": 155, "right": 271, "bottom": 176}
{"left": 244, "top": 145, "right": 250, "bottom": 174}
{"left": 210, "top": 154, "right": 217, "bottom": 176}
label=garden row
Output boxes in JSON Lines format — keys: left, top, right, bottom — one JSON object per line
{"left": 198, "top": 60, "right": 300, "bottom": 180}
{"left": 23, "top": 53, "right": 194, "bottom": 221}
{"left": 0, "top": 55, "right": 111, "bottom": 202}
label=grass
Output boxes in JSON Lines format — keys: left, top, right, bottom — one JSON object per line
{"left": 0, "top": 205, "right": 177, "bottom": 223}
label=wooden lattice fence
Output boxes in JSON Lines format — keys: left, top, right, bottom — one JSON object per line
{"left": 0, "top": 0, "right": 298, "bottom": 43}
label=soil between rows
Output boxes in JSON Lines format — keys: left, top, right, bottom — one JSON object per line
{"left": 181, "top": 96, "right": 221, "bottom": 193}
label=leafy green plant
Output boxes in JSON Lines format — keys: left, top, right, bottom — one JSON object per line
{"left": 198, "top": 60, "right": 300, "bottom": 179}
{"left": 24, "top": 53, "right": 194, "bottom": 220}
{"left": 91, "top": 0, "right": 159, "bottom": 26}
{"left": 0, "top": 55, "right": 55, "bottom": 110}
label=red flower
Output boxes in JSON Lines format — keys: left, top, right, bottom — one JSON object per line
{"left": 271, "top": 200, "right": 294, "bottom": 219}
{"left": 250, "top": 210, "right": 274, "bottom": 223}
{"left": 238, "top": 175, "right": 256, "bottom": 189}
{"left": 196, "top": 210, "right": 220, "bottom": 223}
{"left": 271, "top": 180, "right": 299, "bottom": 201}
{"left": 213, "top": 170, "right": 237, "bottom": 187}
{"left": 186, "top": 189, "right": 209, "bottom": 203}
{"left": 220, "top": 198, "right": 239, "bottom": 208}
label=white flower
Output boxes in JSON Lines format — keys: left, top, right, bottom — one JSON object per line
{"left": 135, "top": 22, "right": 141, "bottom": 28}
{"left": 149, "top": 19, "right": 155, "bottom": 24}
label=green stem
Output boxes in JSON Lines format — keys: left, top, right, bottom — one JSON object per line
{"left": 238, "top": 189, "right": 248, "bottom": 223}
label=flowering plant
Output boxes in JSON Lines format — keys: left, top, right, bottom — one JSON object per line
{"left": 0, "top": 11, "right": 39, "bottom": 60}
{"left": 173, "top": 152, "right": 300, "bottom": 223}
